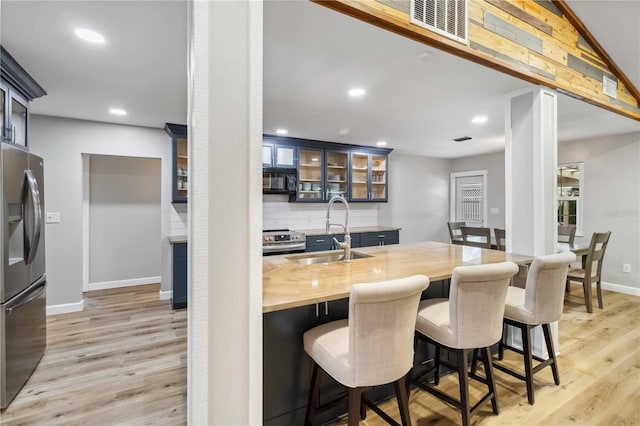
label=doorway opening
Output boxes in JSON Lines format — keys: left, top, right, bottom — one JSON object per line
{"left": 81, "top": 154, "right": 162, "bottom": 292}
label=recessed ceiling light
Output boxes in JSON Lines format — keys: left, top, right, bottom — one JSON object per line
{"left": 339, "top": 128, "right": 350, "bottom": 136}
{"left": 109, "top": 108, "right": 127, "bottom": 116}
{"left": 276, "top": 128, "right": 288, "bottom": 135}
{"left": 376, "top": 141, "right": 387, "bottom": 147}
{"left": 472, "top": 115, "right": 488, "bottom": 124}
{"left": 348, "top": 88, "right": 366, "bottom": 97}
{"left": 74, "top": 28, "right": 105, "bottom": 44}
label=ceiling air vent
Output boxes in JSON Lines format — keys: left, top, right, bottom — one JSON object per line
{"left": 411, "top": 0, "right": 468, "bottom": 44}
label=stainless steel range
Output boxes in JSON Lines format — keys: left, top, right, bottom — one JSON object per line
{"left": 262, "top": 229, "right": 306, "bottom": 255}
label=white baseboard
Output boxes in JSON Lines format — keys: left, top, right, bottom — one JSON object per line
{"left": 600, "top": 281, "right": 640, "bottom": 296}
{"left": 88, "top": 276, "right": 161, "bottom": 292}
{"left": 159, "top": 290, "right": 173, "bottom": 300}
{"left": 47, "top": 299, "right": 85, "bottom": 316}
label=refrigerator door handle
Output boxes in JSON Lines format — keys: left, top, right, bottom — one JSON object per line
{"left": 24, "top": 170, "right": 42, "bottom": 265}
{"left": 6, "top": 280, "right": 46, "bottom": 315}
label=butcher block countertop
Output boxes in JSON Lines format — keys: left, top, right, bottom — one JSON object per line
{"left": 292, "top": 226, "right": 401, "bottom": 236}
{"left": 263, "top": 241, "right": 533, "bottom": 313}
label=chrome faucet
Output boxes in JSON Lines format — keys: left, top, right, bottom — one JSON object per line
{"left": 325, "top": 196, "right": 351, "bottom": 262}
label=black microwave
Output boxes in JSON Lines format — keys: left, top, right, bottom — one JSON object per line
{"left": 263, "top": 170, "right": 296, "bottom": 194}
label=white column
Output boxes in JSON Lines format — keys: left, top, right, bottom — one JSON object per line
{"left": 505, "top": 86, "right": 559, "bottom": 356}
{"left": 505, "top": 86, "right": 558, "bottom": 256}
{"left": 189, "top": 1, "right": 263, "bottom": 425}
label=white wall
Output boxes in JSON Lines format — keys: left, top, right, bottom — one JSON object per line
{"left": 378, "top": 152, "right": 451, "bottom": 243}
{"left": 29, "top": 115, "right": 173, "bottom": 307}
{"left": 263, "top": 194, "right": 378, "bottom": 230}
{"left": 89, "top": 154, "right": 161, "bottom": 284}
{"left": 450, "top": 151, "right": 506, "bottom": 230}
{"left": 558, "top": 132, "right": 640, "bottom": 290}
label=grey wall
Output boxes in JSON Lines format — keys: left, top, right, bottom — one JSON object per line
{"left": 89, "top": 155, "right": 161, "bottom": 283}
{"left": 451, "top": 132, "right": 639, "bottom": 290}
{"left": 29, "top": 115, "right": 172, "bottom": 306}
{"left": 379, "top": 152, "right": 451, "bottom": 243}
{"left": 558, "top": 132, "right": 640, "bottom": 289}
{"left": 450, "top": 151, "right": 506, "bottom": 230}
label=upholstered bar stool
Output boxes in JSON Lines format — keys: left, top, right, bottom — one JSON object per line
{"left": 303, "top": 275, "right": 429, "bottom": 426}
{"left": 413, "top": 262, "right": 518, "bottom": 426}
{"left": 491, "top": 251, "right": 576, "bottom": 405}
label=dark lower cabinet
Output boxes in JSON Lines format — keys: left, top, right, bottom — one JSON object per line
{"left": 172, "top": 243, "right": 187, "bottom": 309}
{"left": 360, "top": 230, "right": 399, "bottom": 247}
{"left": 263, "top": 280, "right": 450, "bottom": 425}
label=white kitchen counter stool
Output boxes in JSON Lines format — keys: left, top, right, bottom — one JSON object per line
{"left": 412, "top": 262, "right": 519, "bottom": 426}
{"left": 303, "top": 275, "right": 429, "bottom": 426}
{"left": 489, "top": 251, "right": 576, "bottom": 405}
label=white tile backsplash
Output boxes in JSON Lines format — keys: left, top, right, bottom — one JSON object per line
{"left": 170, "top": 203, "right": 188, "bottom": 235}
{"left": 263, "top": 194, "right": 378, "bottom": 230}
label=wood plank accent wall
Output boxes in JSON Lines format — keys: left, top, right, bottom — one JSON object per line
{"left": 313, "top": 0, "right": 640, "bottom": 121}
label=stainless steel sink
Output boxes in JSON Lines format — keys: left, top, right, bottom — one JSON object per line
{"left": 286, "top": 251, "right": 373, "bottom": 265}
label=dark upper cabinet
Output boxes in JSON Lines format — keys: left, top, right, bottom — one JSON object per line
{"left": 263, "top": 141, "right": 296, "bottom": 169}
{"left": 165, "top": 123, "right": 188, "bottom": 204}
{"left": 262, "top": 134, "right": 391, "bottom": 203}
{"left": 0, "top": 46, "right": 46, "bottom": 148}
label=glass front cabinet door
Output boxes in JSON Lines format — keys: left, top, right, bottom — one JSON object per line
{"left": 297, "top": 148, "right": 324, "bottom": 202}
{"left": 350, "top": 152, "right": 388, "bottom": 202}
{"left": 325, "top": 150, "right": 348, "bottom": 200}
{"left": 165, "top": 123, "right": 188, "bottom": 203}
{"left": 0, "top": 83, "right": 6, "bottom": 141}
{"left": 0, "top": 81, "right": 29, "bottom": 147}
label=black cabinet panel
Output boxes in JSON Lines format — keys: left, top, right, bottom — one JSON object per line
{"left": 360, "top": 231, "right": 399, "bottom": 247}
{"left": 172, "top": 243, "right": 187, "bottom": 309}
{"left": 305, "top": 235, "right": 333, "bottom": 252}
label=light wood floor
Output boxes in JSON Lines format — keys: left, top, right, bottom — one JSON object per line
{"left": 353, "top": 286, "right": 640, "bottom": 426}
{"left": 0, "top": 284, "right": 187, "bottom": 426}
{"left": 1, "top": 285, "right": 638, "bottom": 425}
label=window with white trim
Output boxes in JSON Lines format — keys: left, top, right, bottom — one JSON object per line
{"left": 557, "top": 162, "right": 583, "bottom": 236}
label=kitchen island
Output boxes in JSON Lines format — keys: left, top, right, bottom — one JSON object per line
{"left": 263, "top": 241, "right": 533, "bottom": 425}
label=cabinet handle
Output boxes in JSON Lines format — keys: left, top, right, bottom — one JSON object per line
{"left": 325, "top": 302, "right": 328, "bottom": 315}
{"left": 315, "top": 239, "right": 326, "bottom": 243}
{"left": 315, "top": 303, "right": 319, "bottom": 317}
{"left": 377, "top": 235, "right": 385, "bottom": 238}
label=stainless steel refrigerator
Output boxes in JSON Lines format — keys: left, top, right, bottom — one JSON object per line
{"left": 0, "top": 141, "right": 46, "bottom": 409}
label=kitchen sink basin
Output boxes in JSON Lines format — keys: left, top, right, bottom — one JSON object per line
{"left": 286, "top": 251, "right": 373, "bottom": 265}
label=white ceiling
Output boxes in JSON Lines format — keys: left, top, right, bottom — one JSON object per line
{"left": 1, "top": 1, "right": 638, "bottom": 158}
{"left": 0, "top": 0, "right": 188, "bottom": 128}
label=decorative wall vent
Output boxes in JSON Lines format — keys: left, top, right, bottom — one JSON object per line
{"left": 411, "top": 0, "right": 468, "bottom": 44}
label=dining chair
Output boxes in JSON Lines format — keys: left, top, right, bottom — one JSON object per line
{"left": 412, "top": 262, "right": 519, "bottom": 426}
{"left": 460, "top": 226, "right": 492, "bottom": 249}
{"left": 494, "top": 228, "right": 506, "bottom": 251}
{"left": 565, "top": 231, "right": 611, "bottom": 313}
{"left": 447, "top": 222, "right": 465, "bottom": 245}
{"left": 557, "top": 225, "right": 576, "bottom": 245}
{"left": 303, "top": 275, "right": 429, "bottom": 426}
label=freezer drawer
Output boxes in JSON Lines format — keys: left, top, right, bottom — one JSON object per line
{"left": 0, "top": 277, "right": 46, "bottom": 409}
